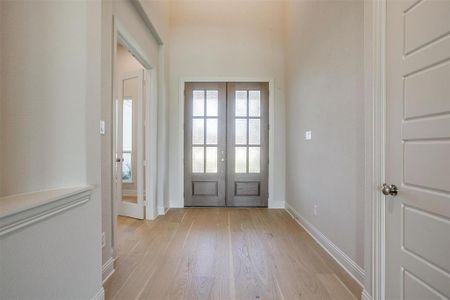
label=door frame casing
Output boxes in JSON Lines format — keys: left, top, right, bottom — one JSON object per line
{"left": 111, "top": 16, "right": 159, "bottom": 255}
{"left": 363, "top": 0, "right": 387, "bottom": 299}
{"left": 177, "top": 78, "right": 276, "bottom": 208}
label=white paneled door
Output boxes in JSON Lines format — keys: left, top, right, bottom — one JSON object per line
{"left": 385, "top": 0, "right": 450, "bottom": 298}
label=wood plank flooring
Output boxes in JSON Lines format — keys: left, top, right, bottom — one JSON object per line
{"left": 104, "top": 208, "right": 361, "bottom": 300}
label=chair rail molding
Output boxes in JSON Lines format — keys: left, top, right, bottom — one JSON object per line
{"left": 0, "top": 186, "right": 94, "bottom": 237}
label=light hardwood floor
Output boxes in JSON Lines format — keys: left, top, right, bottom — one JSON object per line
{"left": 104, "top": 208, "right": 361, "bottom": 300}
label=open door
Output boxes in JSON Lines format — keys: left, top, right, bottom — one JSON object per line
{"left": 385, "top": 1, "right": 450, "bottom": 298}
{"left": 116, "top": 69, "right": 145, "bottom": 219}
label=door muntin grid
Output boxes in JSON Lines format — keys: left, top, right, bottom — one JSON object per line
{"left": 234, "top": 90, "right": 261, "bottom": 174}
{"left": 192, "top": 90, "right": 219, "bottom": 174}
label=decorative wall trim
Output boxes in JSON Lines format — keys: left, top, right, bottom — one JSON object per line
{"left": 129, "top": 0, "right": 164, "bottom": 45}
{"left": 365, "top": 0, "right": 387, "bottom": 299}
{"left": 102, "top": 257, "right": 115, "bottom": 284}
{"left": 285, "top": 203, "right": 365, "bottom": 287}
{"left": 91, "top": 287, "right": 105, "bottom": 300}
{"left": 361, "top": 289, "right": 373, "bottom": 300}
{"left": 0, "top": 186, "right": 94, "bottom": 237}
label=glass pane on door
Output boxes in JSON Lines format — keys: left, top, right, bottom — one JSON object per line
{"left": 206, "top": 119, "right": 218, "bottom": 145}
{"left": 248, "top": 91, "right": 261, "bottom": 117}
{"left": 192, "top": 119, "right": 204, "bottom": 145}
{"left": 206, "top": 147, "right": 218, "bottom": 173}
{"left": 235, "top": 119, "right": 247, "bottom": 145}
{"left": 192, "top": 146, "right": 204, "bottom": 173}
{"left": 206, "top": 90, "right": 218, "bottom": 116}
{"left": 248, "top": 119, "right": 260, "bottom": 145}
{"left": 248, "top": 147, "right": 260, "bottom": 173}
{"left": 235, "top": 147, "right": 247, "bottom": 173}
{"left": 193, "top": 90, "right": 205, "bottom": 116}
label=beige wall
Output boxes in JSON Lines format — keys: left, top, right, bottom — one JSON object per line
{"left": 1, "top": 1, "right": 88, "bottom": 195}
{"left": 285, "top": 0, "right": 365, "bottom": 272}
{"left": 0, "top": 0, "right": 3, "bottom": 196}
{"left": 0, "top": 1, "right": 102, "bottom": 298}
{"left": 168, "top": 0, "right": 286, "bottom": 208}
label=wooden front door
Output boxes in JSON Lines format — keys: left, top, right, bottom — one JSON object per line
{"left": 184, "top": 82, "right": 269, "bottom": 207}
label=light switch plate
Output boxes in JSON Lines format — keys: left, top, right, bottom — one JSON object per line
{"left": 305, "top": 130, "right": 312, "bottom": 140}
{"left": 100, "top": 120, "right": 106, "bottom": 135}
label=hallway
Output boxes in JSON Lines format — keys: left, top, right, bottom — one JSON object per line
{"left": 104, "top": 209, "right": 360, "bottom": 299}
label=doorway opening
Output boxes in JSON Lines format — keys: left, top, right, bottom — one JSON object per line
{"left": 184, "top": 82, "right": 269, "bottom": 207}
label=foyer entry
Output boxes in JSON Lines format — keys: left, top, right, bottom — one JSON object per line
{"left": 184, "top": 82, "right": 269, "bottom": 207}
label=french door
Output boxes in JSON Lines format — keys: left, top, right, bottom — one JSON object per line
{"left": 184, "top": 82, "right": 269, "bottom": 207}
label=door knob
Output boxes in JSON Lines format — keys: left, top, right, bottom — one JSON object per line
{"left": 381, "top": 183, "right": 398, "bottom": 196}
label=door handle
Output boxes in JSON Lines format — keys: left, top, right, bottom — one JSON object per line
{"left": 116, "top": 158, "right": 124, "bottom": 163}
{"left": 381, "top": 183, "right": 398, "bottom": 196}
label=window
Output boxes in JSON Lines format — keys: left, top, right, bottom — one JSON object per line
{"left": 122, "top": 98, "right": 133, "bottom": 182}
{"left": 192, "top": 90, "right": 219, "bottom": 173}
{"left": 235, "top": 90, "right": 261, "bottom": 173}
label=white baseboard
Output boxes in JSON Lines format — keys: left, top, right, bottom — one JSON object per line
{"left": 169, "top": 200, "right": 285, "bottom": 209}
{"left": 361, "top": 289, "right": 372, "bottom": 300}
{"left": 169, "top": 200, "right": 183, "bottom": 208}
{"left": 122, "top": 189, "right": 137, "bottom": 197}
{"left": 269, "top": 200, "right": 285, "bottom": 209}
{"left": 158, "top": 206, "right": 170, "bottom": 215}
{"left": 102, "top": 257, "right": 115, "bottom": 284}
{"left": 285, "top": 203, "right": 365, "bottom": 288}
{"left": 91, "top": 287, "right": 105, "bottom": 300}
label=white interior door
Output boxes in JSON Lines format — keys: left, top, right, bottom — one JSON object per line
{"left": 116, "top": 70, "right": 145, "bottom": 219}
{"left": 386, "top": 0, "right": 450, "bottom": 299}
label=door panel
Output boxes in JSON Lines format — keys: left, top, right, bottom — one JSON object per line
{"left": 227, "top": 82, "right": 269, "bottom": 207}
{"left": 386, "top": 0, "right": 450, "bottom": 298}
{"left": 184, "top": 82, "right": 226, "bottom": 206}
{"left": 117, "top": 70, "right": 145, "bottom": 219}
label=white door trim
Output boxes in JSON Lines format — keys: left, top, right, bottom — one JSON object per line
{"left": 364, "top": 1, "right": 387, "bottom": 299}
{"left": 111, "top": 16, "right": 159, "bottom": 257}
{"left": 177, "top": 77, "right": 276, "bottom": 208}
